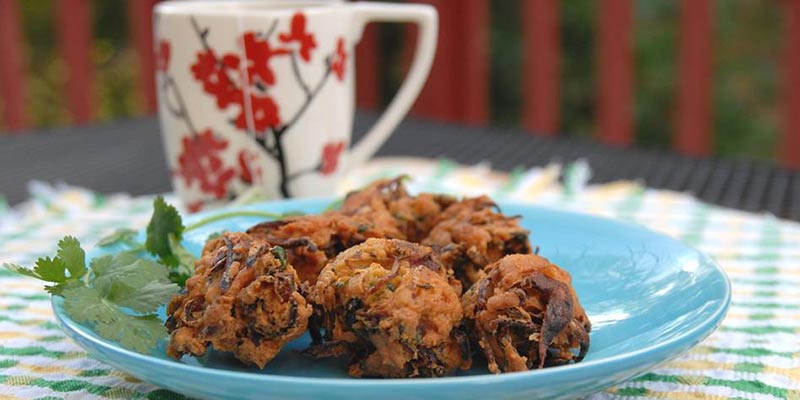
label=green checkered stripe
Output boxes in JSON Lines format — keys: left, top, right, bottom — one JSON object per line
{"left": 0, "top": 161, "right": 798, "bottom": 399}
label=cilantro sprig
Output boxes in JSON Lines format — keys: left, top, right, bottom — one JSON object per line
{"left": 97, "top": 196, "right": 194, "bottom": 285}
{"left": 4, "top": 237, "right": 87, "bottom": 295}
{"left": 98, "top": 196, "right": 286, "bottom": 286}
{"left": 3, "top": 196, "right": 288, "bottom": 353}
{"left": 95, "top": 228, "right": 139, "bottom": 248}
{"left": 3, "top": 238, "right": 179, "bottom": 352}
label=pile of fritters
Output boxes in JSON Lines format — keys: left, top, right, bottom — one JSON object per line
{"left": 165, "top": 177, "right": 591, "bottom": 377}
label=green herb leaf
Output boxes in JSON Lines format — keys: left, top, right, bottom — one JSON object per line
{"left": 92, "top": 256, "right": 171, "bottom": 298}
{"left": 106, "top": 280, "right": 179, "bottom": 314}
{"left": 271, "top": 246, "right": 287, "bottom": 270}
{"left": 63, "top": 286, "right": 167, "bottom": 353}
{"left": 44, "top": 280, "right": 83, "bottom": 296}
{"left": 96, "top": 228, "right": 140, "bottom": 248}
{"left": 168, "top": 234, "right": 195, "bottom": 286}
{"left": 2, "top": 263, "right": 43, "bottom": 279}
{"left": 96, "top": 313, "right": 166, "bottom": 354}
{"left": 11, "top": 237, "right": 88, "bottom": 285}
{"left": 62, "top": 286, "right": 111, "bottom": 322}
{"left": 89, "top": 253, "right": 140, "bottom": 278}
{"left": 88, "top": 255, "right": 114, "bottom": 276}
{"left": 6, "top": 234, "right": 175, "bottom": 354}
{"left": 56, "top": 236, "right": 86, "bottom": 280}
{"left": 33, "top": 257, "right": 68, "bottom": 283}
{"left": 145, "top": 196, "right": 184, "bottom": 267}
{"left": 6, "top": 237, "right": 90, "bottom": 294}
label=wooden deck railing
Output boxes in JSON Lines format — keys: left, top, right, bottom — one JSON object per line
{"left": 0, "top": 0, "right": 798, "bottom": 167}
{"left": 55, "top": 0, "right": 94, "bottom": 124}
{"left": 0, "top": 0, "right": 29, "bottom": 130}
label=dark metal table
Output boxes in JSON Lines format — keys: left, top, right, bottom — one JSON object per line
{"left": 2, "top": 113, "right": 799, "bottom": 220}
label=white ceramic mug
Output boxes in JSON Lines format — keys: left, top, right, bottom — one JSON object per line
{"left": 154, "top": 1, "right": 437, "bottom": 211}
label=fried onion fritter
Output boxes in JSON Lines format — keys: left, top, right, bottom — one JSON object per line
{"left": 461, "top": 254, "right": 591, "bottom": 374}
{"left": 423, "top": 196, "right": 532, "bottom": 288}
{"left": 308, "top": 238, "right": 471, "bottom": 378}
{"left": 165, "top": 232, "right": 311, "bottom": 368}
{"left": 339, "top": 177, "right": 456, "bottom": 242}
{"left": 247, "top": 214, "right": 404, "bottom": 285}
{"left": 246, "top": 178, "right": 456, "bottom": 286}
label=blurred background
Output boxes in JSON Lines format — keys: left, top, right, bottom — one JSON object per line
{"left": 0, "top": 0, "right": 796, "bottom": 166}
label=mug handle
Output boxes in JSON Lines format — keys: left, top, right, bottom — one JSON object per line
{"left": 347, "top": 2, "right": 438, "bottom": 167}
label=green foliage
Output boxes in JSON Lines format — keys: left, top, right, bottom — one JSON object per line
{"left": 61, "top": 279, "right": 175, "bottom": 354}
{"left": 559, "top": 0, "right": 598, "bottom": 138}
{"left": 32, "top": 257, "right": 68, "bottom": 283}
{"left": 97, "top": 196, "right": 194, "bottom": 286}
{"left": 490, "top": 0, "right": 522, "bottom": 125}
{"left": 57, "top": 236, "right": 87, "bottom": 279}
{"left": 96, "top": 228, "right": 139, "bottom": 248}
{"left": 633, "top": 0, "right": 677, "bottom": 150}
{"left": 713, "top": 0, "right": 780, "bottom": 158}
{"left": 3, "top": 237, "right": 179, "bottom": 353}
{"left": 3, "top": 236, "right": 87, "bottom": 294}
{"left": 167, "top": 235, "right": 195, "bottom": 287}
{"left": 146, "top": 196, "right": 185, "bottom": 268}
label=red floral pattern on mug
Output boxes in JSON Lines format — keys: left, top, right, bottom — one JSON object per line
{"left": 231, "top": 93, "right": 281, "bottom": 132}
{"left": 237, "top": 150, "right": 261, "bottom": 184}
{"left": 156, "top": 40, "right": 171, "bottom": 72}
{"left": 190, "top": 49, "right": 219, "bottom": 82}
{"left": 191, "top": 50, "right": 244, "bottom": 109}
{"left": 319, "top": 141, "right": 345, "bottom": 175}
{"left": 243, "top": 32, "right": 289, "bottom": 86}
{"left": 278, "top": 13, "right": 317, "bottom": 62}
{"left": 176, "top": 130, "right": 236, "bottom": 199}
{"left": 187, "top": 200, "right": 205, "bottom": 213}
{"left": 330, "top": 37, "right": 347, "bottom": 81}
{"left": 174, "top": 13, "right": 352, "bottom": 200}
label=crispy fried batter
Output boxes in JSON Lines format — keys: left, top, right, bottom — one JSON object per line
{"left": 247, "top": 214, "right": 404, "bottom": 285}
{"left": 339, "top": 177, "right": 456, "bottom": 242}
{"left": 423, "top": 196, "right": 532, "bottom": 288}
{"left": 461, "top": 254, "right": 591, "bottom": 374}
{"left": 308, "top": 238, "right": 471, "bottom": 378}
{"left": 247, "top": 178, "right": 455, "bottom": 285}
{"left": 433, "top": 195, "right": 498, "bottom": 221}
{"left": 165, "top": 232, "right": 311, "bottom": 368}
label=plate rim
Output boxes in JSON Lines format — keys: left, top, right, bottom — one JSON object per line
{"left": 51, "top": 198, "right": 732, "bottom": 388}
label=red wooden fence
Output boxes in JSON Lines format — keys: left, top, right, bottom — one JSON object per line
{"left": 406, "top": 0, "right": 489, "bottom": 124}
{"left": 783, "top": 0, "right": 800, "bottom": 168}
{"left": 0, "top": 0, "right": 29, "bottom": 132}
{"left": 522, "top": 0, "right": 560, "bottom": 135}
{"left": 596, "top": 0, "right": 634, "bottom": 146}
{"left": 55, "top": 0, "right": 94, "bottom": 124}
{"left": 675, "top": 0, "right": 714, "bottom": 156}
{"left": 0, "top": 0, "right": 798, "bottom": 167}
{"left": 128, "top": 0, "right": 160, "bottom": 113}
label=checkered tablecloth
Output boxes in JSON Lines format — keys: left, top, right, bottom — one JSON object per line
{"left": 1, "top": 158, "right": 798, "bottom": 399}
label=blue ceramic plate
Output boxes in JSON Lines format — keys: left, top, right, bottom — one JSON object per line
{"left": 52, "top": 198, "right": 730, "bottom": 400}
